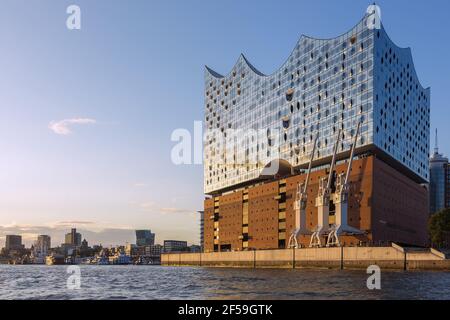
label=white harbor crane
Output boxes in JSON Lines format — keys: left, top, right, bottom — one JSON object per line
{"left": 288, "top": 133, "right": 319, "bottom": 248}
{"left": 309, "top": 128, "right": 342, "bottom": 247}
{"left": 326, "top": 122, "right": 364, "bottom": 247}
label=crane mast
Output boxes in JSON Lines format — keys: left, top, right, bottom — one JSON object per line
{"left": 327, "top": 121, "right": 364, "bottom": 247}
{"left": 309, "top": 128, "right": 342, "bottom": 247}
{"left": 288, "top": 133, "right": 318, "bottom": 248}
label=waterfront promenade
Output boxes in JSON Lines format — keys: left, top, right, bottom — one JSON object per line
{"left": 162, "top": 244, "right": 450, "bottom": 271}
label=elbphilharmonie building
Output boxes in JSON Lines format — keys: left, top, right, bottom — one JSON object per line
{"left": 203, "top": 8, "right": 430, "bottom": 252}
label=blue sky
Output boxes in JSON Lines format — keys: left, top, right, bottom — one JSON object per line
{"left": 0, "top": 0, "right": 448, "bottom": 246}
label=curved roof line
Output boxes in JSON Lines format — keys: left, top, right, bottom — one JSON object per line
{"left": 241, "top": 54, "right": 266, "bottom": 76}
{"left": 204, "top": 65, "right": 223, "bottom": 78}
{"left": 205, "top": 53, "right": 265, "bottom": 79}
{"left": 205, "top": 13, "right": 370, "bottom": 79}
{"left": 378, "top": 22, "right": 430, "bottom": 91}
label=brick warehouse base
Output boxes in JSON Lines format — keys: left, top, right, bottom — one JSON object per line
{"left": 162, "top": 246, "right": 450, "bottom": 271}
{"left": 204, "top": 156, "right": 429, "bottom": 252}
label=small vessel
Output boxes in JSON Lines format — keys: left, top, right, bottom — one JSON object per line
{"left": 109, "top": 253, "right": 131, "bottom": 265}
{"left": 96, "top": 256, "right": 109, "bottom": 265}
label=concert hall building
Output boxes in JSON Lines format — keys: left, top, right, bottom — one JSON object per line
{"left": 203, "top": 8, "right": 430, "bottom": 252}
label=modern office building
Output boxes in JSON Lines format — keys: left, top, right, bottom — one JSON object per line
{"left": 203, "top": 7, "right": 430, "bottom": 251}
{"left": 64, "top": 228, "right": 82, "bottom": 247}
{"left": 163, "top": 240, "right": 188, "bottom": 253}
{"left": 429, "top": 130, "right": 449, "bottom": 214}
{"left": 145, "top": 244, "right": 163, "bottom": 257}
{"left": 126, "top": 243, "right": 163, "bottom": 257}
{"left": 5, "top": 235, "right": 24, "bottom": 251}
{"left": 135, "top": 230, "right": 155, "bottom": 246}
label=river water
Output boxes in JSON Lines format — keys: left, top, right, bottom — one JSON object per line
{"left": 0, "top": 265, "right": 449, "bottom": 300}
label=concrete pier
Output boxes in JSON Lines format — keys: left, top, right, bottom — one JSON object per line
{"left": 161, "top": 245, "right": 450, "bottom": 271}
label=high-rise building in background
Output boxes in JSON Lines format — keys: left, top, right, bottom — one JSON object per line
{"left": 36, "top": 235, "right": 51, "bottom": 253}
{"left": 429, "top": 130, "right": 448, "bottom": 214}
{"left": 446, "top": 164, "right": 450, "bottom": 209}
{"left": 203, "top": 7, "right": 430, "bottom": 252}
{"left": 5, "top": 235, "right": 24, "bottom": 251}
{"left": 135, "top": 230, "right": 155, "bottom": 246}
{"left": 32, "top": 235, "right": 51, "bottom": 263}
{"left": 65, "top": 228, "right": 82, "bottom": 247}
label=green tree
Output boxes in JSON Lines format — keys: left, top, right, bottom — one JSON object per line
{"left": 428, "top": 208, "right": 450, "bottom": 246}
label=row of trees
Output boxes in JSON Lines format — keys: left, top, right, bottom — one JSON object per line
{"left": 428, "top": 208, "right": 450, "bottom": 248}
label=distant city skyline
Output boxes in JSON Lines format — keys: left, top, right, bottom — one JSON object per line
{"left": 0, "top": 225, "right": 197, "bottom": 248}
{"left": 1, "top": 1, "right": 449, "bottom": 248}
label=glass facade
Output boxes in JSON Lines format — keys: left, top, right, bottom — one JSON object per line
{"left": 204, "top": 13, "right": 430, "bottom": 194}
{"left": 135, "top": 230, "right": 155, "bottom": 246}
{"left": 373, "top": 27, "right": 430, "bottom": 182}
{"left": 429, "top": 153, "right": 448, "bottom": 214}
{"left": 446, "top": 164, "right": 450, "bottom": 209}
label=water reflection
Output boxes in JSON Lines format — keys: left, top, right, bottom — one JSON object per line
{"left": 0, "top": 265, "right": 449, "bottom": 300}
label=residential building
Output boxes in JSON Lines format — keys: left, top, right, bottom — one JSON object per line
{"left": 64, "top": 228, "right": 82, "bottom": 247}
{"left": 33, "top": 235, "right": 51, "bottom": 261}
{"left": 5, "top": 235, "right": 24, "bottom": 251}
{"left": 36, "top": 235, "right": 51, "bottom": 252}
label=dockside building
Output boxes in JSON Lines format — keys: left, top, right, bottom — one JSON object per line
{"left": 203, "top": 8, "right": 430, "bottom": 251}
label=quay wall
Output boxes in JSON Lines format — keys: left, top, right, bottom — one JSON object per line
{"left": 161, "top": 246, "right": 450, "bottom": 271}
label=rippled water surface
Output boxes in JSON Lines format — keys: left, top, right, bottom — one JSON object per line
{"left": 1, "top": 265, "right": 450, "bottom": 300}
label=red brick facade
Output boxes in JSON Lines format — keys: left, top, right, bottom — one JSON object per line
{"left": 203, "top": 156, "right": 429, "bottom": 252}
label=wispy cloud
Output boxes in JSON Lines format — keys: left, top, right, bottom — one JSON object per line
{"left": 139, "top": 202, "right": 195, "bottom": 216}
{"left": 48, "top": 118, "right": 96, "bottom": 135}
{"left": 140, "top": 202, "right": 156, "bottom": 209}
{"left": 159, "top": 207, "right": 193, "bottom": 214}
{"left": 133, "top": 183, "right": 148, "bottom": 188}
{"left": 54, "top": 220, "right": 95, "bottom": 227}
